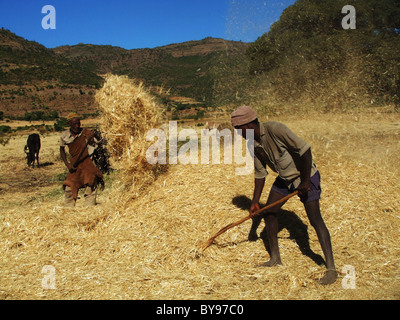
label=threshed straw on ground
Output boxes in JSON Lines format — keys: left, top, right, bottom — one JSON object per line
{"left": 1, "top": 75, "right": 399, "bottom": 300}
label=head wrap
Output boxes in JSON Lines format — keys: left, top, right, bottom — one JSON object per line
{"left": 66, "top": 112, "right": 80, "bottom": 121}
{"left": 231, "top": 106, "right": 258, "bottom": 127}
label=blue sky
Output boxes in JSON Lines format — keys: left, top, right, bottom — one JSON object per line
{"left": 0, "top": 0, "right": 296, "bottom": 49}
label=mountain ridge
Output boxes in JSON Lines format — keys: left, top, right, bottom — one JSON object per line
{"left": 0, "top": 29, "right": 249, "bottom": 117}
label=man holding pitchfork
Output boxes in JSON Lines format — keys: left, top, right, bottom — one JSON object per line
{"left": 231, "top": 106, "right": 337, "bottom": 285}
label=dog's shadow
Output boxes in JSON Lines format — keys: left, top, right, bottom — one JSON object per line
{"left": 232, "top": 195, "right": 325, "bottom": 267}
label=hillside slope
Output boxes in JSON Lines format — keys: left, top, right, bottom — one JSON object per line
{"left": 53, "top": 37, "right": 249, "bottom": 106}
{"left": 246, "top": 0, "right": 400, "bottom": 112}
{"left": 0, "top": 29, "right": 102, "bottom": 117}
{"left": 0, "top": 29, "right": 249, "bottom": 118}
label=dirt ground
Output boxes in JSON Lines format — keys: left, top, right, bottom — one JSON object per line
{"left": 0, "top": 111, "right": 399, "bottom": 300}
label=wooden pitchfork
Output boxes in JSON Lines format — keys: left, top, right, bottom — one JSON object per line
{"left": 201, "top": 191, "right": 299, "bottom": 252}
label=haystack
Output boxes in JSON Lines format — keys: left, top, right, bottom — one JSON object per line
{"left": 95, "top": 74, "right": 168, "bottom": 198}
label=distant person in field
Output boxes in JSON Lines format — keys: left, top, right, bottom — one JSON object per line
{"left": 231, "top": 106, "right": 337, "bottom": 285}
{"left": 60, "top": 113, "right": 104, "bottom": 207}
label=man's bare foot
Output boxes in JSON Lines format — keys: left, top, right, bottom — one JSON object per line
{"left": 259, "top": 259, "right": 282, "bottom": 267}
{"left": 319, "top": 269, "right": 337, "bottom": 285}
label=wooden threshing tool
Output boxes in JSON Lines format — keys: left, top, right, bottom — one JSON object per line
{"left": 202, "top": 191, "right": 299, "bottom": 251}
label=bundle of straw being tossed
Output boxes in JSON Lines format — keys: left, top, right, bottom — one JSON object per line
{"left": 95, "top": 74, "right": 168, "bottom": 198}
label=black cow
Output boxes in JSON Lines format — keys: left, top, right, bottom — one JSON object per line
{"left": 24, "top": 133, "right": 41, "bottom": 168}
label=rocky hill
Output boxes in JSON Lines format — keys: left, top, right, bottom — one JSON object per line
{"left": 0, "top": 29, "right": 103, "bottom": 118}
{"left": 0, "top": 29, "right": 249, "bottom": 119}
{"left": 53, "top": 37, "right": 249, "bottom": 106}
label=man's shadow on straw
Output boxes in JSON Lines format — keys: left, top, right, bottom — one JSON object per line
{"left": 232, "top": 195, "right": 325, "bottom": 267}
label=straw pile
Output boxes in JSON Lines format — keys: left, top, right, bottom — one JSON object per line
{"left": 95, "top": 74, "right": 168, "bottom": 198}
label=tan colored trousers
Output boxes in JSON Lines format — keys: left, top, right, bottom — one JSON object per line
{"left": 64, "top": 186, "right": 97, "bottom": 207}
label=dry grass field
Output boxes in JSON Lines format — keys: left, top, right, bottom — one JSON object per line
{"left": 1, "top": 106, "right": 399, "bottom": 300}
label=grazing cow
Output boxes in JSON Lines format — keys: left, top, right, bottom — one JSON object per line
{"left": 24, "top": 133, "right": 41, "bottom": 168}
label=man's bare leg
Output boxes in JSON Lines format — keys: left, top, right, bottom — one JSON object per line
{"left": 64, "top": 186, "right": 76, "bottom": 207}
{"left": 304, "top": 200, "right": 337, "bottom": 285}
{"left": 260, "top": 190, "right": 287, "bottom": 267}
{"left": 248, "top": 215, "right": 262, "bottom": 241}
